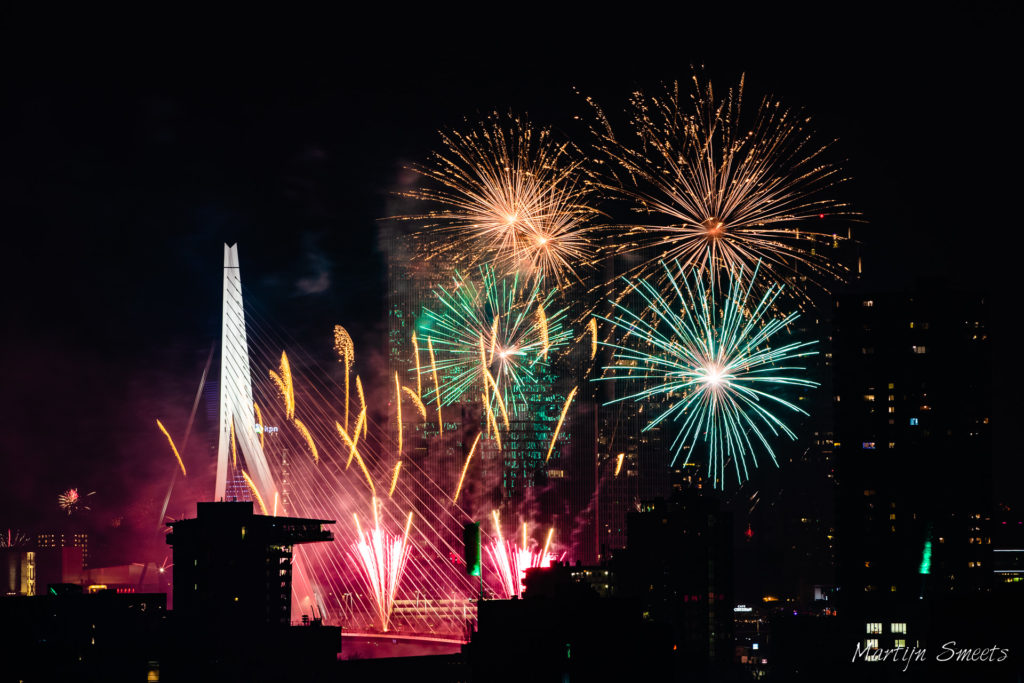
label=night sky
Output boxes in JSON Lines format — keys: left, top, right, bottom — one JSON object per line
{"left": 1, "top": 16, "right": 1019, "bottom": 550}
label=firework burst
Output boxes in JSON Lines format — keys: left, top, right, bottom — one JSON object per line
{"left": 420, "top": 265, "right": 572, "bottom": 413}
{"left": 401, "top": 112, "right": 602, "bottom": 287}
{"left": 58, "top": 488, "right": 94, "bottom": 515}
{"left": 590, "top": 74, "right": 853, "bottom": 300}
{"left": 598, "top": 260, "right": 818, "bottom": 487}
{"left": 351, "top": 504, "right": 413, "bottom": 632}
{"left": 486, "top": 515, "right": 558, "bottom": 599}
{"left": 1, "top": 529, "right": 31, "bottom": 548}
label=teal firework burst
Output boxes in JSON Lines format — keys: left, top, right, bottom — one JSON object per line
{"left": 598, "top": 261, "right": 817, "bottom": 487}
{"left": 418, "top": 266, "right": 572, "bottom": 413}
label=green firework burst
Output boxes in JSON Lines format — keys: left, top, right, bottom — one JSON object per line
{"left": 597, "top": 260, "right": 818, "bottom": 487}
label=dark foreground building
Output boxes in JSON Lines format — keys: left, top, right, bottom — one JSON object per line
{"left": 164, "top": 501, "right": 341, "bottom": 681}
{"left": 467, "top": 562, "right": 669, "bottom": 682}
{"left": 0, "top": 586, "right": 167, "bottom": 680}
{"left": 617, "top": 490, "right": 735, "bottom": 679}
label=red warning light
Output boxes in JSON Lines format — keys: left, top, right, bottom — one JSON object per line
{"left": 818, "top": 213, "right": 825, "bottom": 219}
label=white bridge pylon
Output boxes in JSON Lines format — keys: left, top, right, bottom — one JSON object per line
{"left": 214, "top": 244, "right": 320, "bottom": 620}
{"left": 214, "top": 243, "right": 278, "bottom": 506}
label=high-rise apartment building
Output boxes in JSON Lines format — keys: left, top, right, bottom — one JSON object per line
{"left": 833, "top": 282, "right": 992, "bottom": 651}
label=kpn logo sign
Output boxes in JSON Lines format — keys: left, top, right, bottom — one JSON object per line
{"left": 254, "top": 424, "right": 279, "bottom": 435}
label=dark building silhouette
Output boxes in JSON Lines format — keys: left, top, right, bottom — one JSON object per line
{"left": 0, "top": 585, "right": 168, "bottom": 681}
{"left": 616, "top": 490, "right": 735, "bottom": 678}
{"left": 164, "top": 501, "right": 341, "bottom": 680}
{"left": 467, "top": 561, "right": 667, "bottom": 682}
{"left": 167, "top": 500, "right": 332, "bottom": 626}
{"left": 829, "top": 284, "right": 1024, "bottom": 680}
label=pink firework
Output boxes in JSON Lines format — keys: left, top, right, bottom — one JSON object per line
{"left": 57, "top": 488, "right": 94, "bottom": 515}
{"left": 350, "top": 506, "right": 413, "bottom": 632}
{"left": 1, "top": 528, "right": 31, "bottom": 548}
{"left": 486, "top": 519, "right": 557, "bottom": 598}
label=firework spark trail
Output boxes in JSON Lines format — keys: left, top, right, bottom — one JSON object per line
{"left": 589, "top": 75, "right": 852, "bottom": 300}
{"left": 488, "top": 317, "right": 499, "bottom": 365}
{"left": 482, "top": 393, "right": 502, "bottom": 450}
{"left": 614, "top": 452, "right": 625, "bottom": 477}
{"left": 401, "top": 386, "right": 427, "bottom": 420}
{"left": 426, "top": 337, "right": 442, "bottom": 434}
{"left": 334, "top": 325, "right": 354, "bottom": 430}
{"left": 293, "top": 418, "right": 319, "bottom": 463}
{"left": 422, "top": 266, "right": 572, "bottom": 413}
{"left": 356, "top": 376, "right": 367, "bottom": 439}
{"left": 399, "top": 112, "right": 601, "bottom": 288}
{"left": 281, "top": 352, "right": 296, "bottom": 419}
{"left": 588, "top": 318, "right": 598, "bottom": 360}
{"left": 241, "top": 471, "right": 268, "bottom": 514}
{"left": 481, "top": 368, "right": 510, "bottom": 429}
{"left": 394, "top": 372, "right": 403, "bottom": 458}
{"left": 452, "top": 433, "right": 482, "bottom": 503}
{"left": 545, "top": 386, "right": 577, "bottom": 463}
{"left": 537, "top": 305, "right": 549, "bottom": 360}
{"left": 270, "top": 352, "right": 296, "bottom": 419}
{"left": 336, "top": 420, "right": 358, "bottom": 468}
{"left": 389, "top": 461, "right": 402, "bottom": 498}
{"left": 541, "top": 527, "right": 554, "bottom": 559}
{"left": 254, "top": 402, "right": 265, "bottom": 449}
{"left": 411, "top": 332, "right": 422, "bottom": 395}
{"left": 156, "top": 419, "right": 187, "bottom": 477}
{"left": 351, "top": 506, "right": 414, "bottom": 632}
{"left": 597, "top": 260, "right": 818, "bottom": 487}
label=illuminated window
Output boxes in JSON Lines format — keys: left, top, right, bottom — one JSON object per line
{"left": 863, "top": 300, "right": 874, "bottom": 307}
{"left": 912, "top": 346, "right": 927, "bottom": 354}
{"left": 895, "top": 639, "right": 906, "bottom": 648}
{"left": 888, "top": 382, "right": 895, "bottom": 389}
{"left": 862, "top": 442, "right": 876, "bottom": 450}
{"left": 889, "top": 514, "right": 896, "bottom": 520}
{"left": 888, "top": 442, "right": 895, "bottom": 448}
{"left": 888, "top": 406, "right": 895, "bottom": 414}
{"left": 891, "top": 623, "right": 907, "bottom": 634}
{"left": 863, "top": 394, "right": 875, "bottom": 402}
{"left": 866, "top": 638, "right": 879, "bottom": 651}
{"left": 866, "top": 623, "right": 882, "bottom": 634}
{"left": 910, "top": 418, "right": 919, "bottom": 426}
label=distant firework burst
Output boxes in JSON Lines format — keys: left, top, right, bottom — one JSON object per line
{"left": 590, "top": 74, "right": 853, "bottom": 299}
{"left": 419, "top": 265, "right": 572, "bottom": 413}
{"left": 57, "top": 488, "right": 94, "bottom": 515}
{"left": 1, "top": 529, "right": 31, "bottom": 548}
{"left": 401, "top": 112, "right": 602, "bottom": 287}
{"left": 598, "top": 260, "right": 818, "bottom": 487}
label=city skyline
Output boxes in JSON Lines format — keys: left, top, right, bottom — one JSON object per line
{"left": 1, "top": 15, "right": 1020, "bottom": 679}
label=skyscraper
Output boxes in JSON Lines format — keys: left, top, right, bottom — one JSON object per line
{"left": 833, "top": 281, "right": 992, "bottom": 650}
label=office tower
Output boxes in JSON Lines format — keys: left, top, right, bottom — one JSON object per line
{"left": 833, "top": 282, "right": 991, "bottom": 649}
